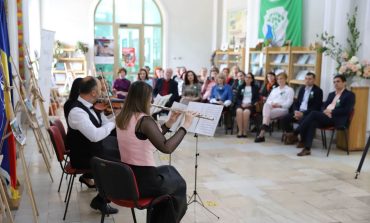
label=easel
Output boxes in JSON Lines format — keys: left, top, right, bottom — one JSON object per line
{"left": 24, "top": 44, "right": 53, "bottom": 158}
{"left": 0, "top": 174, "right": 14, "bottom": 223}
{"left": 0, "top": 64, "right": 39, "bottom": 223}
{"left": 355, "top": 135, "right": 370, "bottom": 179}
{"left": 9, "top": 58, "right": 54, "bottom": 182}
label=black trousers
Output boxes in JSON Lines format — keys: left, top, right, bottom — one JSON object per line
{"left": 130, "top": 165, "right": 187, "bottom": 223}
{"left": 281, "top": 112, "right": 305, "bottom": 133}
{"left": 295, "top": 111, "right": 334, "bottom": 149}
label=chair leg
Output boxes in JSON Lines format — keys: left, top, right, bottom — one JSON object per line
{"left": 131, "top": 208, "right": 137, "bottom": 223}
{"left": 64, "top": 174, "right": 73, "bottom": 202}
{"left": 326, "top": 130, "right": 335, "bottom": 157}
{"left": 344, "top": 129, "right": 350, "bottom": 155}
{"left": 323, "top": 130, "right": 327, "bottom": 150}
{"left": 321, "top": 130, "right": 325, "bottom": 148}
{"left": 100, "top": 212, "right": 105, "bottom": 223}
{"left": 58, "top": 171, "right": 65, "bottom": 192}
{"left": 63, "top": 175, "right": 75, "bottom": 220}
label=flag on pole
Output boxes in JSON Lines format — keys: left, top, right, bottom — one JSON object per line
{"left": 258, "top": 0, "right": 302, "bottom": 46}
{"left": 0, "top": 0, "right": 19, "bottom": 199}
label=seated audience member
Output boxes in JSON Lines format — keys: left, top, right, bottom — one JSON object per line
{"left": 231, "top": 65, "right": 240, "bottom": 79}
{"left": 180, "top": 70, "right": 202, "bottom": 105}
{"left": 259, "top": 71, "right": 278, "bottom": 100}
{"left": 144, "top": 65, "right": 151, "bottom": 74}
{"left": 66, "top": 76, "right": 118, "bottom": 214}
{"left": 210, "top": 73, "right": 233, "bottom": 129}
{"left": 235, "top": 72, "right": 259, "bottom": 138}
{"left": 113, "top": 67, "right": 131, "bottom": 99}
{"left": 198, "top": 67, "right": 208, "bottom": 84}
{"left": 137, "top": 68, "right": 154, "bottom": 87}
{"left": 154, "top": 67, "right": 163, "bottom": 79}
{"left": 295, "top": 74, "right": 355, "bottom": 156}
{"left": 281, "top": 72, "right": 323, "bottom": 144}
{"left": 222, "top": 67, "right": 234, "bottom": 86}
{"left": 173, "top": 66, "right": 186, "bottom": 97}
{"left": 116, "top": 81, "right": 195, "bottom": 222}
{"left": 201, "top": 68, "right": 218, "bottom": 102}
{"left": 153, "top": 68, "right": 179, "bottom": 107}
{"left": 255, "top": 72, "right": 294, "bottom": 142}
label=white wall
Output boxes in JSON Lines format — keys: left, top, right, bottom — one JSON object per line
{"left": 40, "top": 0, "right": 215, "bottom": 73}
{"left": 160, "top": 0, "right": 214, "bottom": 71}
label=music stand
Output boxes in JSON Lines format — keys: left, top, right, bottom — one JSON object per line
{"left": 182, "top": 102, "right": 223, "bottom": 219}
{"left": 187, "top": 133, "right": 219, "bottom": 219}
{"left": 355, "top": 135, "right": 370, "bottom": 179}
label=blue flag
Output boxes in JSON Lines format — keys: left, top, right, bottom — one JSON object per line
{"left": 1, "top": 0, "right": 18, "bottom": 199}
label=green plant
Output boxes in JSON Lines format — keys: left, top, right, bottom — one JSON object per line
{"left": 316, "top": 6, "right": 361, "bottom": 71}
{"left": 53, "top": 40, "right": 64, "bottom": 59}
{"left": 75, "top": 41, "right": 88, "bottom": 54}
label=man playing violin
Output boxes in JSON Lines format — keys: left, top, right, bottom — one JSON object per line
{"left": 66, "top": 76, "right": 119, "bottom": 215}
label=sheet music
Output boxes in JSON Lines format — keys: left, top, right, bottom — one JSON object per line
{"left": 169, "top": 102, "right": 223, "bottom": 136}
{"left": 150, "top": 94, "right": 172, "bottom": 114}
{"left": 187, "top": 102, "right": 223, "bottom": 136}
{"left": 169, "top": 102, "right": 187, "bottom": 132}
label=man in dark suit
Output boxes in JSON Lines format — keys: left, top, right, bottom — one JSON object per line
{"left": 296, "top": 74, "right": 355, "bottom": 156}
{"left": 282, "top": 72, "right": 323, "bottom": 144}
{"left": 153, "top": 68, "right": 179, "bottom": 107}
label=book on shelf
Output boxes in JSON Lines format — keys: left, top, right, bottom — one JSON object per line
{"left": 274, "top": 68, "right": 285, "bottom": 75}
{"left": 252, "top": 54, "right": 260, "bottom": 64}
{"left": 283, "top": 55, "right": 289, "bottom": 63}
{"left": 297, "top": 54, "right": 310, "bottom": 64}
{"left": 296, "top": 70, "right": 314, "bottom": 80}
{"left": 273, "top": 54, "right": 284, "bottom": 64}
{"left": 307, "top": 55, "right": 316, "bottom": 64}
{"left": 251, "top": 66, "right": 263, "bottom": 76}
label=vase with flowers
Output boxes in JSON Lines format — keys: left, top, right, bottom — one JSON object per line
{"left": 316, "top": 6, "right": 368, "bottom": 86}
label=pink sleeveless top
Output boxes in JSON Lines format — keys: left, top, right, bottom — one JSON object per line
{"left": 117, "top": 113, "right": 156, "bottom": 166}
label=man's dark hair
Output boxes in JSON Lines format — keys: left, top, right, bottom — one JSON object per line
{"left": 80, "top": 77, "right": 98, "bottom": 94}
{"left": 334, "top": 74, "right": 346, "bottom": 82}
{"left": 306, "top": 72, "right": 316, "bottom": 78}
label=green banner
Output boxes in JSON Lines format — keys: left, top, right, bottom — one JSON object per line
{"left": 258, "top": 0, "right": 302, "bottom": 46}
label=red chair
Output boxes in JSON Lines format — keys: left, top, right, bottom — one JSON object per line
{"left": 91, "top": 156, "right": 174, "bottom": 223}
{"left": 50, "top": 118, "right": 69, "bottom": 154}
{"left": 320, "top": 109, "right": 355, "bottom": 157}
{"left": 48, "top": 126, "right": 90, "bottom": 220}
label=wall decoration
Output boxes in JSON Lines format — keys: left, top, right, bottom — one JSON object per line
{"left": 258, "top": 0, "right": 302, "bottom": 47}
{"left": 227, "top": 9, "right": 246, "bottom": 48}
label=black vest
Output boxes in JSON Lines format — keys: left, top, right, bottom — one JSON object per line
{"left": 66, "top": 101, "right": 103, "bottom": 169}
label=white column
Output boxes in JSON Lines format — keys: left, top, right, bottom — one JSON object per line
{"left": 7, "top": 0, "right": 18, "bottom": 68}
{"left": 321, "top": 0, "right": 353, "bottom": 98}
{"left": 357, "top": 0, "right": 370, "bottom": 131}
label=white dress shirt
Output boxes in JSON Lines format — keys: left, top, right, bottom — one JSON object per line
{"left": 266, "top": 85, "right": 294, "bottom": 109}
{"left": 299, "top": 86, "right": 313, "bottom": 111}
{"left": 68, "top": 96, "right": 115, "bottom": 142}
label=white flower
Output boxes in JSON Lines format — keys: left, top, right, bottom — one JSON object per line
{"left": 349, "top": 56, "right": 359, "bottom": 64}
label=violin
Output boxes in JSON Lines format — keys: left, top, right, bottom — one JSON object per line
{"left": 93, "top": 96, "right": 125, "bottom": 115}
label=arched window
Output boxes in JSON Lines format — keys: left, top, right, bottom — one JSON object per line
{"left": 94, "top": 0, "right": 162, "bottom": 83}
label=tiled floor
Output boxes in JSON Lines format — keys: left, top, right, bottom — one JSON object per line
{"left": 7, "top": 117, "right": 370, "bottom": 223}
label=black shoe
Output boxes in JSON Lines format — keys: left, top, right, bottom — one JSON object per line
{"left": 242, "top": 134, "right": 247, "bottom": 138}
{"left": 237, "top": 134, "right": 243, "bottom": 138}
{"left": 254, "top": 136, "right": 265, "bottom": 143}
{"left": 90, "top": 198, "right": 119, "bottom": 214}
{"left": 251, "top": 127, "right": 257, "bottom": 133}
{"left": 79, "top": 176, "right": 96, "bottom": 188}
